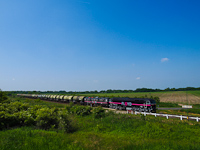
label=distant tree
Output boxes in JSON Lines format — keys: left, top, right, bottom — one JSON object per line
{"left": 106, "top": 89, "right": 113, "bottom": 93}
{"left": 164, "top": 88, "right": 171, "bottom": 91}
{"left": 153, "top": 96, "right": 160, "bottom": 104}
{"left": 123, "top": 90, "right": 128, "bottom": 93}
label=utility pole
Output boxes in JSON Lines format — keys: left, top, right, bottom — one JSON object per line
{"left": 186, "top": 91, "right": 188, "bottom": 120}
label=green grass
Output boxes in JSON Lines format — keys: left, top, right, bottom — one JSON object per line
{"left": 1, "top": 96, "right": 199, "bottom": 150}
{"left": 80, "top": 91, "right": 166, "bottom": 98}
{"left": 187, "top": 90, "right": 200, "bottom": 97}
{"left": 180, "top": 108, "right": 200, "bottom": 114}
{"left": 0, "top": 113, "right": 200, "bottom": 150}
{"left": 158, "top": 102, "right": 180, "bottom": 107}
{"left": 0, "top": 127, "right": 82, "bottom": 150}
{"left": 156, "top": 109, "right": 200, "bottom": 117}
{"left": 14, "top": 97, "right": 67, "bottom": 108}
{"left": 193, "top": 104, "right": 200, "bottom": 108}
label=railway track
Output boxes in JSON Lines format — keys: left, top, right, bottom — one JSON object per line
{"left": 30, "top": 98, "right": 200, "bottom": 122}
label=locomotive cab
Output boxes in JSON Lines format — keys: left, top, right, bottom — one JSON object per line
{"left": 149, "top": 99, "right": 156, "bottom": 113}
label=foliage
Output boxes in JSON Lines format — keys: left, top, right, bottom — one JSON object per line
{"left": 35, "top": 107, "right": 59, "bottom": 130}
{"left": 7, "top": 87, "right": 200, "bottom": 96}
{"left": 58, "top": 110, "right": 75, "bottom": 133}
{"left": 0, "top": 111, "right": 15, "bottom": 129}
{"left": 0, "top": 89, "right": 8, "bottom": 103}
{"left": 0, "top": 102, "right": 73, "bottom": 132}
{"left": 92, "top": 107, "right": 105, "bottom": 119}
{"left": 66, "top": 103, "right": 92, "bottom": 116}
{"left": 153, "top": 96, "right": 160, "bottom": 103}
{"left": 13, "top": 110, "right": 35, "bottom": 126}
{"left": 0, "top": 127, "right": 82, "bottom": 150}
{"left": 1, "top": 96, "right": 200, "bottom": 149}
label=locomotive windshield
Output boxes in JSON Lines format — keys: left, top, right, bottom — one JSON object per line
{"left": 150, "top": 99, "right": 156, "bottom": 104}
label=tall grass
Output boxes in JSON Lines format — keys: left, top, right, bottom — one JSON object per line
{"left": 0, "top": 97, "right": 199, "bottom": 150}
{"left": 0, "top": 127, "right": 82, "bottom": 150}
{"left": 1, "top": 113, "right": 199, "bottom": 150}
{"left": 158, "top": 102, "right": 180, "bottom": 107}
{"left": 180, "top": 108, "right": 200, "bottom": 114}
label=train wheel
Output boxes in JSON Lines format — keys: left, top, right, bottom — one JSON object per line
{"left": 132, "top": 107, "right": 135, "bottom": 111}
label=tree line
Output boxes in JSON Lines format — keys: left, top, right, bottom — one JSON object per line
{"left": 3, "top": 87, "right": 200, "bottom": 96}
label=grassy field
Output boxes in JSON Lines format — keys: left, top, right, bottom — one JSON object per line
{"left": 0, "top": 97, "right": 200, "bottom": 150}
{"left": 81, "top": 90, "right": 200, "bottom": 105}
{"left": 1, "top": 116, "right": 199, "bottom": 150}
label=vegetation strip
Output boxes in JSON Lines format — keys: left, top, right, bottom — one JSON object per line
{"left": 0, "top": 91, "right": 200, "bottom": 150}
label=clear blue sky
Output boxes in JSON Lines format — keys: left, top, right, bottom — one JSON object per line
{"left": 0, "top": 0, "right": 200, "bottom": 91}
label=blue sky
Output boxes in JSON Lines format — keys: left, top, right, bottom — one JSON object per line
{"left": 0, "top": 0, "right": 200, "bottom": 91}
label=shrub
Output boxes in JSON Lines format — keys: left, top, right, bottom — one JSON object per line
{"left": 68, "top": 105, "right": 92, "bottom": 116}
{"left": 58, "top": 110, "right": 74, "bottom": 133}
{"left": 0, "top": 111, "right": 15, "bottom": 129}
{"left": 149, "top": 96, "right": 160, "bottom": 103}
{"left": 93, "top": 107, "right": 105, "bottom": 119}
{"left": 35, "top": 108, "right": 59, "bottom": 130}
{"left": 0, "top": 102, "right": 75, "bottom": 132}
{"left": 0, "top": 105, "right": 5, "bottom": 111}
{"left": 27, "top": 105, "right": 44, "bottom": 119}
{"left": 13, "top": 111, "right": 35, "bottom": 126}
{"left": 3, "top": 102, "right": 30, "bottom": 113}
{"left": 106, "top": 110, "right": 115, "bottom": 116}
{"left": 65, "top": 102, "right": 74, "bottom": 113}
{"left": 35, "top": 99, "right": 41, "bottom": 103}
{"left": 153, "top": 96, "right": 160, "bottom": 103}
{"left": 0, "top": 89, "right": 8, "bottom": 103}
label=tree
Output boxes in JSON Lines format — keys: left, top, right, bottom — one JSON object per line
{"left": 0, "top": 89, "right": 8, "bottom": 103}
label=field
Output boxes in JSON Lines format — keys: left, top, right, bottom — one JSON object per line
{"left": 0, "top": 96, "right": 200, "bottom": 150}
{"left": 159, "top": 91, "right": 200, "bottom": 104}
{"left": 82, "top": 90, "right": 200, "bottom": 105}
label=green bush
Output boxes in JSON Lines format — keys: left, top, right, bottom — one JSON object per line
{"left": 67, "top": 105, "right": 92, "bottom": 116}
{"left": 92, "top": 107, "right": 105, "bottom": 119}
{"left": 27, "top": 105, "right": 44, "bottom": 119}
{"left": 0, "top": 111, "right": 15, "bottom": 129}
{"left": 0, "top": 101, "right": 75, "bottom": 132}
{"left": 65, "top": 102, "right": 74, "bottom": 113}
{"left": 0, "top": 89, "right": 8, "bottom": 103}
{"left": 58, "top": 110, "right": 74, "bottom": 133}
{"left": 35, "top": 99, "right": 41, "bottom": 103}
{"left": 2, "top": 102, "right": 30, "bottom": 113}
{"left": 13, "top": 111, "right": 35, "bottom": 126}
{"left": 153, "top": 96, "right": 160, "bottom": 103}
{"left": 35, "top": 107, "right": 59, "bottom": 130}
{"left": 35, "top": 108, "right": 74, "bottom": 132}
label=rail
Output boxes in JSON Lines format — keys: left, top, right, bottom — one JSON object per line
{"left": 126, "top": 110, "right": 199, "bottom": 122}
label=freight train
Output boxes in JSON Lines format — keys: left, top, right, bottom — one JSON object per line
{"left": 17, "top": 94, "right": 156, "bottom": 112}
